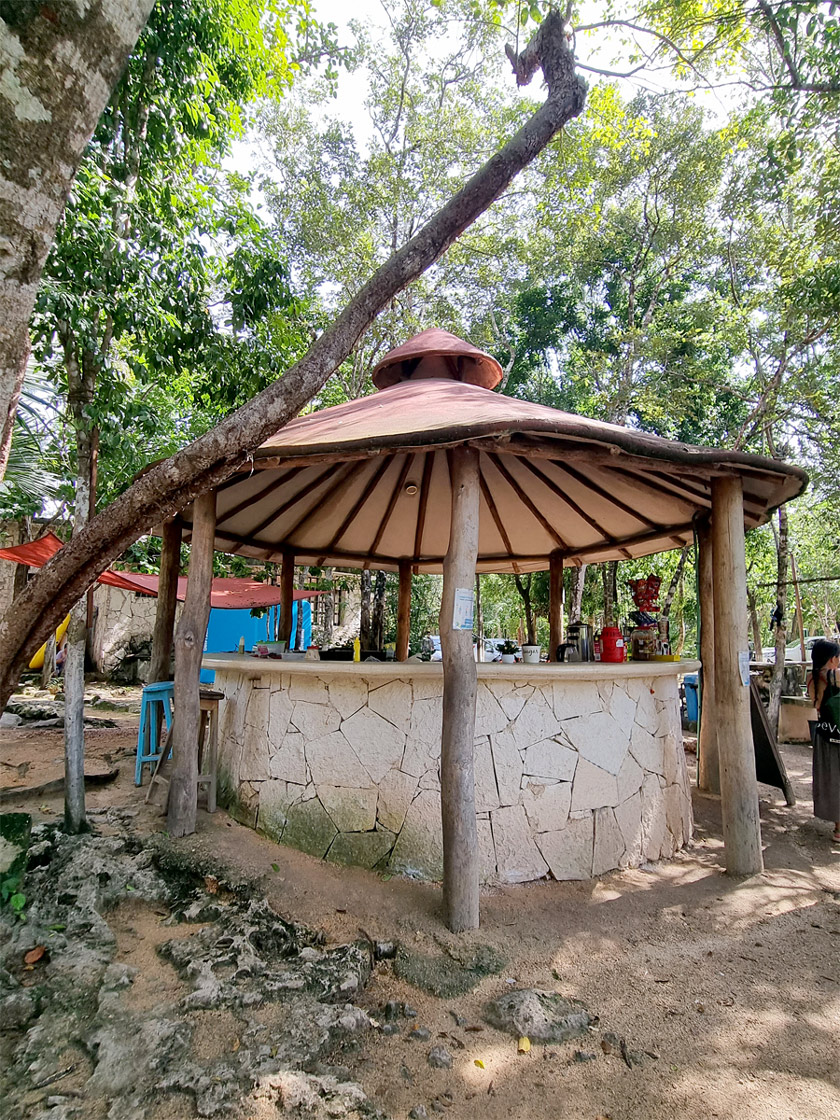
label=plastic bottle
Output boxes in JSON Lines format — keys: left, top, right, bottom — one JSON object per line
{"left": 237, "top": 636, "right": 245, "bottom": 654}
{"left": 353, "top": 637, "right": 361, "bottom": 662}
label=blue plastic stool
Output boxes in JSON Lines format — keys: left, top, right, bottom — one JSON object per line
{"left": 135, "top": 681, "right": 174, "bottom": 785}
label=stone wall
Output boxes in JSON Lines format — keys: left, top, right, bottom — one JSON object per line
{"left": 213, "top": 666, "right": 692, "bottom": 885}
{"left": 90, "top": 585, "right": 170, "bottom": 681}
{"left": 0, "top": 520, "right": 25, "bottom": 617}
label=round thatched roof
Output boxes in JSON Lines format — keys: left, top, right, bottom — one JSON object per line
{"left": 181, "top": 331, "right": 807, "bottom": 573}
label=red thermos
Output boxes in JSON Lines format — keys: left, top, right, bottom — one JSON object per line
{"left": 600, "top": 626, "right": 626, "bottom": 663}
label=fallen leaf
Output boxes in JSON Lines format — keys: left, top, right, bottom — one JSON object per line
{"left": 465, "top": 1024, "right": 484, "bottom": 1032}
{"left": 24, "top": 946, "right": 46, "bottom": 965}
{"left": 474, "top": 1058, "right": 485, "bottom": 1069}
{"left": 518, "top": 1036, "right": 531, "bottom": 1054}
{"left": 204, "top": 876, "right": 219, "bottom": 894}
{"left": 232, "top": 1039, "right": 240, "bottom": 1052}
{"left": 271, "top": 863, "right": 280, "bottom": 872}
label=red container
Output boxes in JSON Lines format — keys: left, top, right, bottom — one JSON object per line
{"left": 600, "top": 626, "right": 626, "bottom": 663}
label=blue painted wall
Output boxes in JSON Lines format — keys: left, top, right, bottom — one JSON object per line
{"left": 200, "top": 601, "right": 311, "bottom": 683}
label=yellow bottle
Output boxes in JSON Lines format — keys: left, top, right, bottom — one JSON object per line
{"left": 353, "top": 638, "right": 361, "bottom": 662}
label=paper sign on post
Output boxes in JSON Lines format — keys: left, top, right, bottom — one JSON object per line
{"left": 738, "top": 651, "right": 751, "bottom": 687}
{"left": 452, "top": 588, "right": 475, "bottom": 631}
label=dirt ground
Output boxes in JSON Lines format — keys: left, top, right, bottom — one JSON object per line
{"left": 2, "top": 686, "right": 839, "bottom": 1120}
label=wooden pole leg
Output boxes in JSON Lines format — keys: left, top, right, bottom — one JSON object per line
{"left": 439, "top": 447, "right": 480, "bottom": 932}
{"left": 711, "top": 476, "right": 763, "bottom": 877}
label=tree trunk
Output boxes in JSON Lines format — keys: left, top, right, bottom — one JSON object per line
{"left": 62, "top": 328, "right": 97, "bottom": 835}
{"left": 167, "top": 491, "right": 216, "bottom": 838}
{"left": 711, "top": 476, "right": 763, "bottom": 876}
{"left": 513, "top": 573, "right": 535, "bottom": 643}
{"left": 359, "top": 570, "right": 372, "bottom": 649}
{"left": 396, "top": 561, "right": 412, "bottom": 661}
{"left": 279, "top": 552, "right": 294, "bottom": 648}
{"left": 371, "top": 570, "right": 386, "bottom": 649}
{"left": 696, "top": 515, "right": 719, "bottom": 794}
{"left": 475, "top": 573, "right": 483, "bottom": 660}
{"left": 0, "top": 14, "right": 587, "bottom": 711}
{"left": 747, "top": 587, "right": 763, "bottom": 663}
{"left": 569, "top": 564, "right": 587, "bottom": 622}
{"left": 321, "top": 567, "right": 334, "bottom": 648}
{"left": 768, "top": 504, "right": 789, "bottom": 735}
{"left": 148, "top": 518, "right": 182, "bottom": 682}
{"left": 0, "top": 1, "right": 155, "bottom": 481}
{"left": 549, "top": 550, "right": 564, "bottom": 661}
{"left": 602, "top": 561, "right": 618, "bottom": 626}
{"left": 439, "top": 447, "right": 480, "bottom": 932}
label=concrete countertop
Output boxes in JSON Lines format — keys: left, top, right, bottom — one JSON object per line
{"left": 203, "top": 651, "right": 701, "bottom": 680}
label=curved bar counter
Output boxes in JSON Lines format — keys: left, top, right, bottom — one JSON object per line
{"left": 203, "top": 653, "right": 699, "bottom": 884}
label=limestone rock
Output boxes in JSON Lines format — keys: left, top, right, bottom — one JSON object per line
{"left": 268, "top": 730, "right": 308, "bottom": 786}
{"left": 520, "top": 780, "right": 572, "bottom": 835}
{"left": 376, "top": 768, "right": 418, "bottom": 834}
{"left": 389, "top": 788, "right": 443, "bottom": 880}
{"left": 291, "top": 700, "right": 341, "bottom": 741}
{"left": 318, "top": 785, "right": 378, "bottom": 833}
{"left": 523, "top": 737, "right": 577, "bottom": 782}
{"left": 570, "top": 757, "right": 619, "bottom": 812}
{"left": 536, "top": 817, "right": 593, "bottom": 880}
{"left": 328, "top": 676, "right": 369, "bottom": 720}
{"left": 490, "top": 728, "right": 524, "bottom": 806}
{"left": 306, "top": 731, "right": 371, "bottom": 788}
{"left": 341, "top": 706, "right": 405, "bottom": 784}
{"left": 289, "top": 675, "right": 329, "bottom": 703}
{"left": 592, "top": 806, "right": 626, "bottom": 876}
{"left": 282, "top": 797, "right": 338, "bottom": 859}
{"left": 491, "top": 804, "right": 550, "bottom": 884}
{"left": 368, "top": 678, "right": 412, "bottom": 733}
{"left": 563, "top": 710, "right": 630, "bottom": 776}
{"left": 484, "top": 988, "right": 592, "bottom": 1042}
{"left": 326, "top": 829, "right": 395, "bottom": 869}
{"left": 473, "top": 736, "right": 500, "bottom": 813}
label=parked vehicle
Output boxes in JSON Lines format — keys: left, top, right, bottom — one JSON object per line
{"left": 761, "top": 635, "right": 840, "bottom": 662}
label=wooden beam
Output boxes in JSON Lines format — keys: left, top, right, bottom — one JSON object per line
{"left": 396, "top": 559, "right": 412, "bottom": 661}
{"left": 215, "top": 465, "right": 307, "bottom": 527}
{"left": 439, "top": 446, "right": 480, "bottom": 932}
{"left": 321, "top": 455, "right": 393, "bottom": 554}
{"left": 148, "top": 518, "right": 182, "bottom": 683}
{"left": 167, "top": 491, "right": 216, "bottom": 839}
{"left": 370, "top": 453, "right": 415, "bottom": 555}
{"left": 489, "top": 453, "right": 568, "bottom": 550}
{"left": 413, "top": 451, "right": 435, "bottom": 560}
{"left": 279, "top": 551, "right": 295, "bottom": 648}
{"left": 711, "top": 476, "right": 763, "bottom": 876}
{"left": 549, "top": 550, "right": 564, "bottom": 662}
{"left": 696, "top": 515, "right": 719, "bottom": 794}
{"left": 478, "top": 467, "right": 521, "bottom": 574}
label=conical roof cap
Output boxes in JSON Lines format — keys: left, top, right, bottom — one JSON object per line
{"left": 371, "top": 328, "right": 503, "bottom": 390}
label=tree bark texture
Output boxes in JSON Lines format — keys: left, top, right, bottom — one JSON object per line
{"left": 439, "top": 447, "right": 481, "bottom": 932}
{"left": 371, "top": 570, "right": 386, "bottom": 650}
{"left": 148, "top": 518, "right": 182, "bottom": 682}
{"left": 396, "top": 561, "right": 411, "bottom": 661}
{"left": 0, "top": 1, "right": 155, "bottom": 481}
{"left": 0, "top": 15, "right": 587, "bottom": 711}
{"left": 568, "top": 563, "right": 587, "bottom": 624}
{"left": 167, "top": 491, "right": 216, "bottom": 838}
{"left": 279, "top": 553, "right": 294, "bottom": 648}
{"left": 62, "top": 325, "right": 97, "bottom": 835}
{"left": 549, "top": 550, "right": 564, "bottom": 661}
{"left": 696, "top": 516, "right": 719, "bottom": 794}
{"left": 359, "top": 569, "right": 372, "bottom": 649}
{"left": 767, "top": 504, "right": 789, "bottom": 735}
{"left": 711, "top": 477, "right": 763, "bottom": 876}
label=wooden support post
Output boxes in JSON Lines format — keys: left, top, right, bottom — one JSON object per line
{"left": 167, "top": 491, "right": 216, "bottom": 839}
{"left": 279, "top": 551, "right": 295, "bottom": 648}
{"left": 549, "top": 550, "right": 564, "bottom": 661}
{"left": 696, "top": 515, "right": 719, "bottom": 794}
{"left": 396, "top": 560, "right": 411, "bottom": 661}
{"left": 439, "top": 447, "right": 480, "bottom": 932}
{"left": 711, "top": 476, "right": 763, "bottom": 876}
{"left": 149, "top": 518, "right": 182, "bottom": 683}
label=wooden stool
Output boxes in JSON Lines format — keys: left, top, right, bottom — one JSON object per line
{"left": 146, "top": 688, "right": 223, "bottom": 813}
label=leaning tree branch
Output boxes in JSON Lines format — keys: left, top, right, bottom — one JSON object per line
{"left": 0, "top": 12, "right": 587, "bottom": 710}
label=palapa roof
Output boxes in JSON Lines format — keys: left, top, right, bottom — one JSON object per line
{"left": 179, "top": 332, "right": 808, "bottom": 574}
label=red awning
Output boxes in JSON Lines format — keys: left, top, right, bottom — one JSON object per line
{"left": 0, "top": 532, "right": 323, "bottom": 609}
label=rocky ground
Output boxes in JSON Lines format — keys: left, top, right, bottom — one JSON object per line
{"left": 1, "top": 685, "right": 839, "bottom": 1120}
